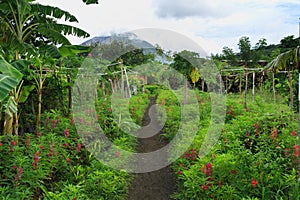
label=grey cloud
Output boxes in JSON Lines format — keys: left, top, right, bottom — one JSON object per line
{"left": 152, "top": 0, "right": 232, "bottom": 19}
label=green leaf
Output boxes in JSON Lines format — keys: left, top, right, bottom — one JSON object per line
{"left": 59, "top": 45, "right": 90, "bottom": 57}
{"left": 0, "top": 55, "right": 23, "bottom": 102}
{"left": 19, "top": 85, "right": 35, "bottom": 103}
{"left": 0, "top": 75, "right": 19, "bottom": 102}
{"left": 82, "top": 0, "right": 99, "bottom": 5}
{"left": 43, "top": 45, "right": 61, "bottom": 59}
{"left": 3, "top": 96, "right": 17, "bottom": 117}
{"left": 0, "top": 55, "right": 23, "bottom": 81}
{"left": 11, "top": 59, "right": 31, "bottom": 72}
{"left": 31, "top": 4, "right": 79, "bottom": 22}
{"left": 38, "top": 27, "right": 71, "bottom": 45}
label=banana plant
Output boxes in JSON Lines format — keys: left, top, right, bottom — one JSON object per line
{"left": 263, "top": 46, "right": 300, "bottom": 112}
{"left": 0, "top": 0, "right": 90, "bottom": 134}
{"left": 0, "top": 55, "right": 23, "bottom": 135}
{"left": 29, "top": 44, "right": 90, "bottom": 133}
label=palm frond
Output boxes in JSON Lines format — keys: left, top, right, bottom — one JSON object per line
{"left": 263, "top": 46, "right": 300, "bottom": 72}
{"left": 31, "top": 3, "right": 79, "bottom": 22}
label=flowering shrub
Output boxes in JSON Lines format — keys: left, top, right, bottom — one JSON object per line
{"left": 0, "top": 91, "right": 150, "bottom": 199}
{"left": 170, "top": 92, "right": 300, "bottom": 199}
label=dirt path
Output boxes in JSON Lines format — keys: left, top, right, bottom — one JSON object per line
{"left": 127, "top": 97, "right": 176, "bottom": 200}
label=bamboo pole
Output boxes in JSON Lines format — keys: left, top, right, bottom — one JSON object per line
{"left": 288, "top": 71, "right": 293, "bottom": 113}
{"left": 272, "top": 72, "right": 276, "bottom": 103}
{"left": 123, "top": 67, "right": 131, "bottom": 98}
{"left": 244, "top": 69, "right": 248, "bottom": 109}
{"left": 120, "top": 60, "right": 125, "bottom": 98}
{"left": 252, "top": 72, "right": 255, "bottom": 101}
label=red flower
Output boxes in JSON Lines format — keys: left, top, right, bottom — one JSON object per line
{"left": 48, "top": 147, "right": 55, "bottom": 159}
{"left": 191, "top": 148, "right": 197, "bottom": 160}
{"left": 11, "top": 141, "right": 17, "bottom": 146}
{"left": 66, "top": 157, "right": 71, "bottom": 163}
{"left": 179, "top": 163, "right": 184, "bottom": 168}
{"left": 33, "top": 152, "right": 40, "bottom": 170}
{"left": 13, "top": 165, "right": 17, "bottom": 169}
{"left": 34, "top": 152, "right": 39, "bottom": 163}
{"left": 0, "top": 141, "right": 2, "bottom": 147}
{"left": 77, "top": 143, "right": 82, "bottom": 152}
{"left": 115, "top": 151, "right": 120, "bottom": 158}
{"left": 80, "top": 118, "right": 85, "bottom": 124}
{"left": 177, "top": 171, "right": 183, "bottom": 175}
{"left": 201, "top": 185, "right": 209, "bottom": 191}
{"left": 291, "top": 130, "right": 297, "bottom": 137}
{"left": 251, "top": 178, "right": 258, "bottom": 188}
{"left": 51, "top": 120, "right": 58, "bottom": 129}
{"left": 205, "top": 162, "right": 212, "bottom": 176}
{"left": 293, "top": 145, "right": 299, "bottom": 157}
{"left": 271, "top": 128, "right": 277, "bottom": 141}
{"left": 64, "top": 128, "right": 69, "bottom": 138}
{"left": 284, "top": 148, "right": 290, "bottom": 156}
{"left": 231, "top": 169, "right": 237, "bottom": 175}
{"left": 206, "top": 162, "right": 212, "bottom": 169}
{"left": 185, "top": 152, "right": 190, "bottom": 159}
{"left": 63, "top": 143, "right": 69, "bottom": 148}
{"left": 39, "top": 145, "right": 44, "bottom": 150}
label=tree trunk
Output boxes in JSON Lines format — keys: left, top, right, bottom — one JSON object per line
{"left": 184, "top": 79, "right": 188, "bottom": 104}
{"left": 13, "top": 113, "right": 19, "bottom": 135}
{"left": 3, "top": 113, "right": 13, "bottom": 135}
{"left": 239, "top": 75, "right": 242, "bottom": 94}
{"left": 36, "top": 86, "right": 42, "bottom": 133}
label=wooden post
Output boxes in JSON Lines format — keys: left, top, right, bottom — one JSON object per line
{"left": 252, "top": 72, "right": 255, "bottom": 101}
{"left": 288, "top": 71, "right": 293, "bottom": 113}
{"left": 239, "top": 74, "right": 242, "bottom": 94}
{"left": 123, "top": 66, "right": 131, "bottom": 98}
{"left": 120, "top": 60, "right": 125, "bottom": 98}
{"left": 244, "top": 68, "right": 248, "bottom": 109}
{"left": 272, "top": 72, "right": 276, "bottom": 103}
{"left": 67, "top": 75, "right": 72, "bottom": 112}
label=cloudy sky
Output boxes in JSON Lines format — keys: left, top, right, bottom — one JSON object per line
{"left": 36, "top": 0, "right": 300, "bottom": 55}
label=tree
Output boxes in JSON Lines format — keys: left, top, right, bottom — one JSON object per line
{"left": 264, "top": 47, "right": 299, "bottom": 111}
{"left": 238, "top": 36, "right": 252, "bottom": 108}
{"left": 254, "top": 38, "right": 267, "bottom": 50}
{"left": 238, "top": 36, "right": 252, "bottom": 65}
{"left": 0, "top": 0, "right": 90, "bottom": 134}
{"left": 171, "top": 50, "right": 201, "bottom": 103}
{"left": 190, "top": 68, "right": 200, "bottom": 88}
{"left": 222, "top": 46, "right": 237, "bottom": 66}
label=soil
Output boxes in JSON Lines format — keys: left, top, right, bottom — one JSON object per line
{"left": 127, "top": 97, "right": 177, "bottom": 200}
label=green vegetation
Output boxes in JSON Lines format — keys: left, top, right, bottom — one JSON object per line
{"left": 1, "top": 0, "right": 300, "bottom": 199}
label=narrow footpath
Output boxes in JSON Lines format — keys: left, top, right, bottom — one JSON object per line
{"left": 127, "top": 97, "right": 176, "bottom": 200}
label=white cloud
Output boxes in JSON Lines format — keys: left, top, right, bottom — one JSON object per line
{"left": 35, "top": 0, "right": 300, "bottom": 55}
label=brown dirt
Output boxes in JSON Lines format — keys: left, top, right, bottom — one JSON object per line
{"left": 127, "top": 97, "right": 177, "bottom": 200}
